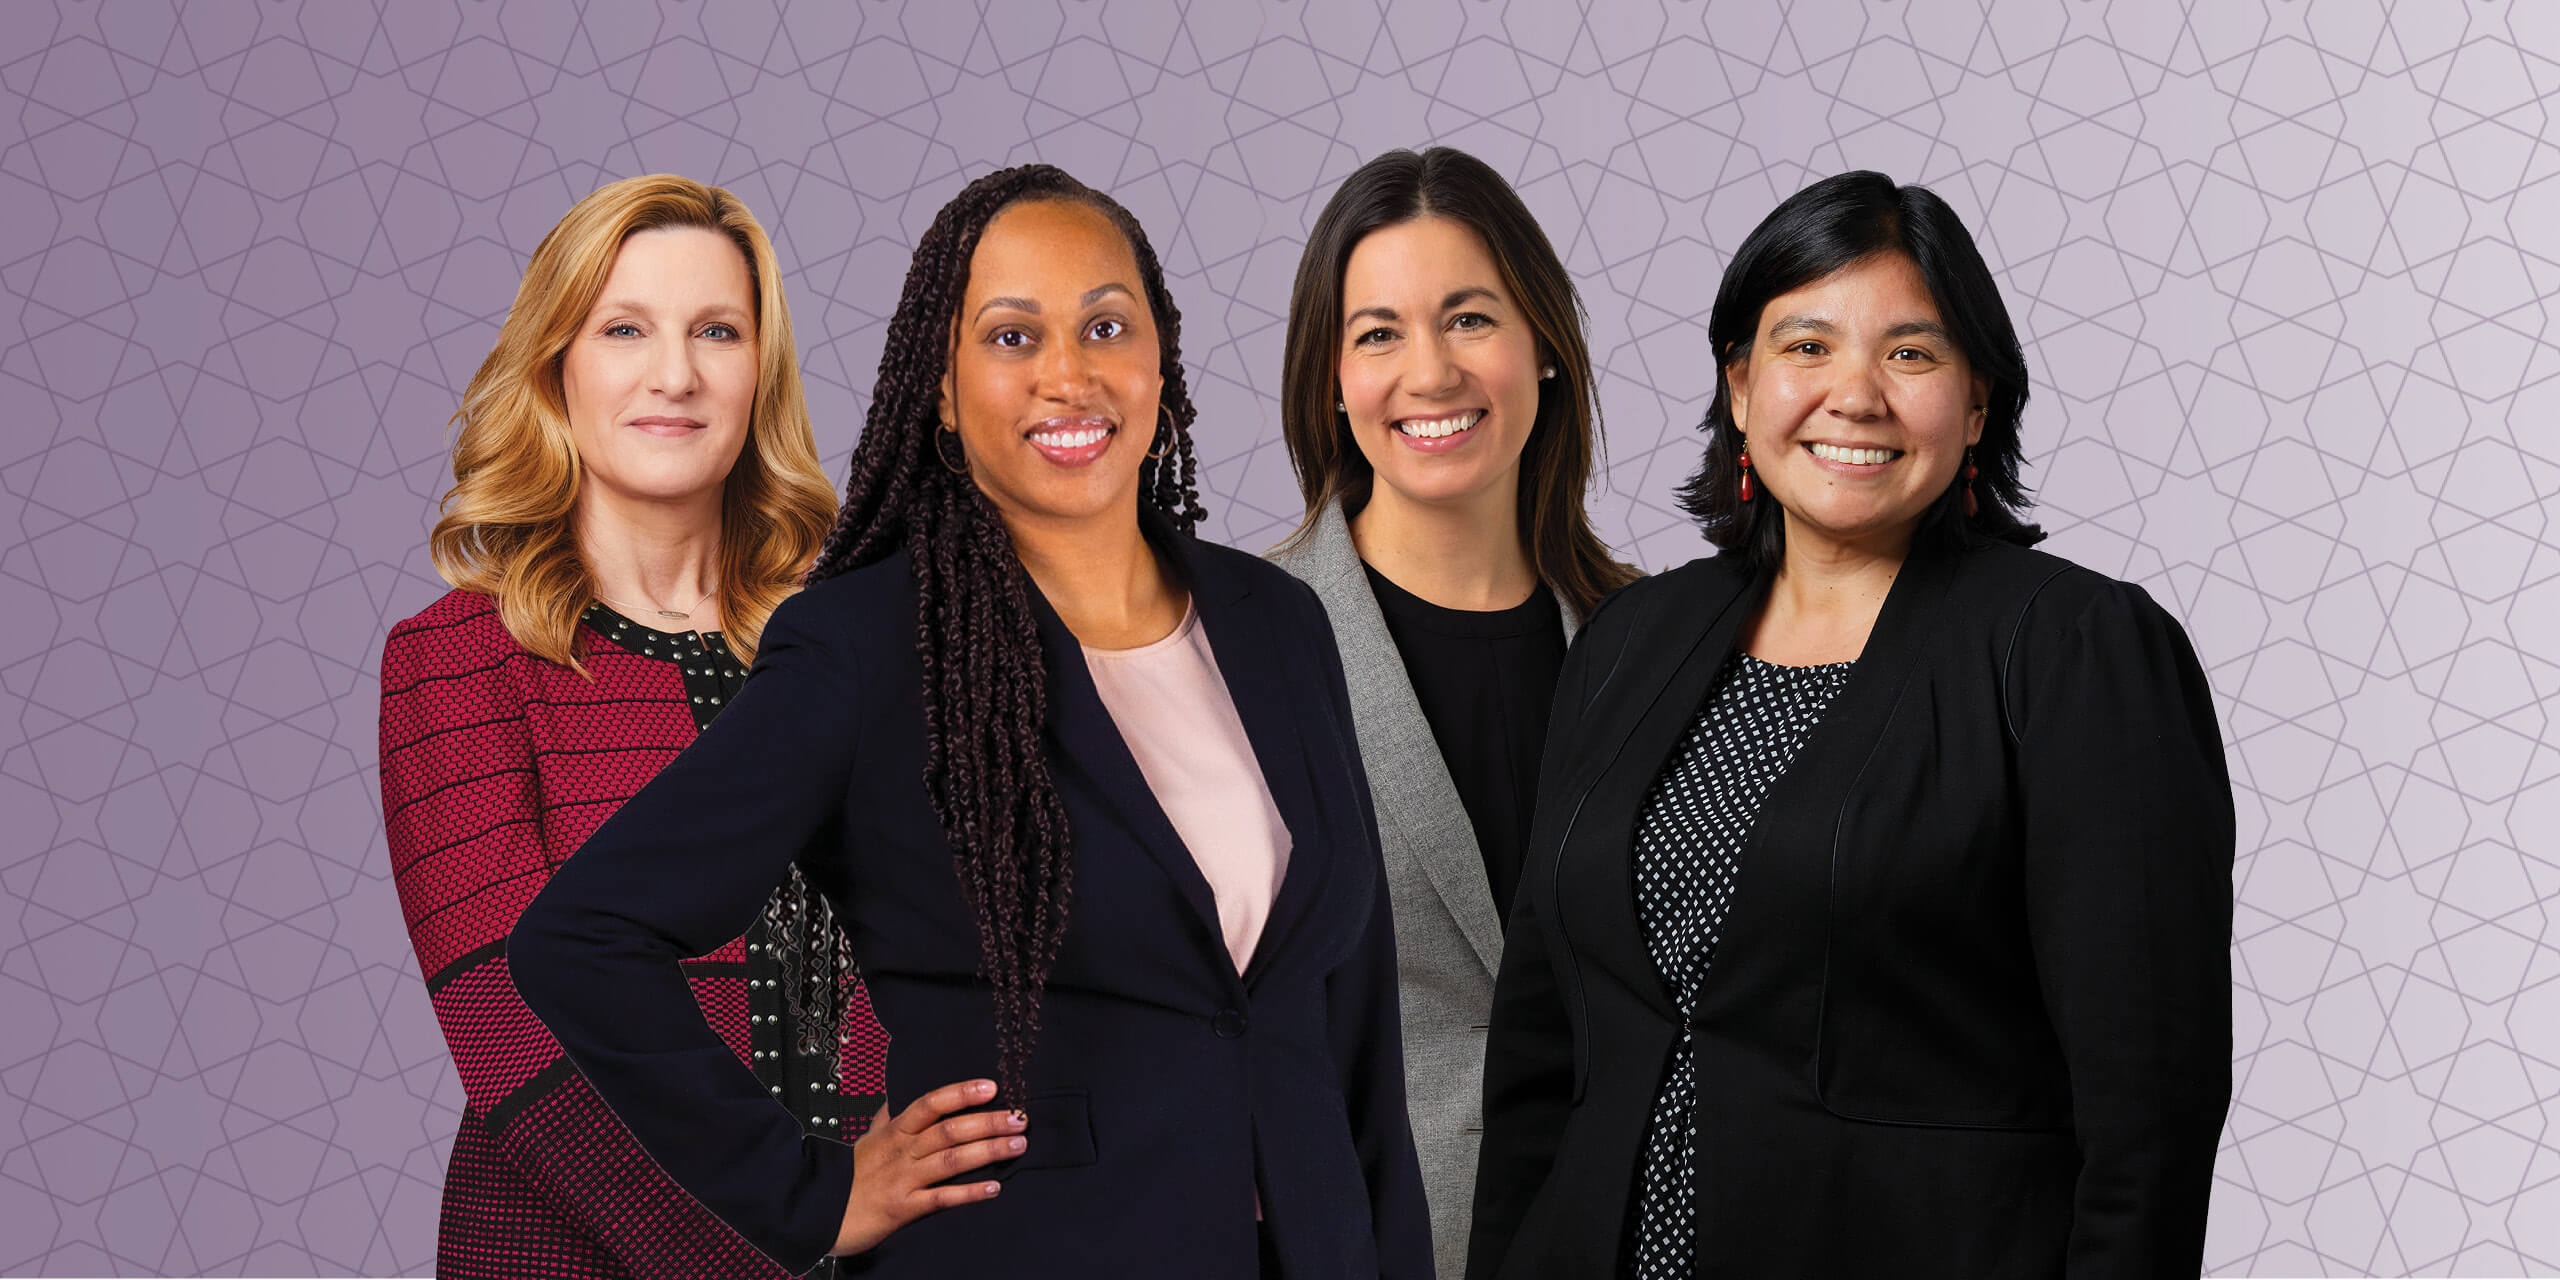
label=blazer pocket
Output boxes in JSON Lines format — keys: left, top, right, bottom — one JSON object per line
{"left": 949, "top": 1089, "right": 1100, "bottom": 1184}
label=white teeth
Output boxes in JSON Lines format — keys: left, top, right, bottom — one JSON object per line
{"left": 1395, "top": 410, "right": 1483, "bottom": 439}
{"left": 1031, "top": 427, "right": 1110, "bottom": 448}
{"left": 1809, "top": 442, "right": 1902, "bottom": 466}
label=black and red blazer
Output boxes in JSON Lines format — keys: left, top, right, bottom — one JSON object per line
{"left": 380, "top": 589, "right": 887, "bottom": 1279}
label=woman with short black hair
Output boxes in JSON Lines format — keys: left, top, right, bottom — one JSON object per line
{"left": 1470, "top": 170, "right": 2233, "bottom": 1279}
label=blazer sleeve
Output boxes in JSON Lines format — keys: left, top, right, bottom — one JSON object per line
{"left": 1301, "top": 578, "right": 1435, "bottom": 1279}
{"left": 2012, "top": 578, "right": 2234, "bottom": 1280}
{"left": 1466, "top": 588, "right": 1621, "bottom": 1280}
{"left": 508, "top": 592, "right": 864, "bottom": 1274}
{"left": 378, "top": 616, "right": 787, "bottom": 1279}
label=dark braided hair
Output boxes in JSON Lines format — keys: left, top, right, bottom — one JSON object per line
{"left": 804, "top": 165, "right": 1205, "bottom": 1108}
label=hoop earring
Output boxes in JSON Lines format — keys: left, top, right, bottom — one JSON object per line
{"left": 1147, "top": 405, "right": 1175, "bottom": 460}
{"left": 935, "top": 426, "right": 968, "bottom": 476}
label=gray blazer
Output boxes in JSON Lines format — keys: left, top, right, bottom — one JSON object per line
{"left": 1269, "top": 501, "right": 1577, "bottom": 1280}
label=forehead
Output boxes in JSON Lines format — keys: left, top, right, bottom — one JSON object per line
{"left": 965, "top": 199, "right": 1140, "bottom": 300}
{"left": 599, "top": 225, "right": 753, "bottom": 300}
{"left": 1342, "top": 215, "right": 1504, "bottom": 300}
{"left": 1757, "top": 251, "right": 1941, "bottom": 330}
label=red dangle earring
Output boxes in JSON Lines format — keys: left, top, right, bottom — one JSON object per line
{"left": 1738, "top": 445, "right": 1755, "bottom": 501}
{"left": 1961, "top": 445, "right": 1980, "bottom": 519}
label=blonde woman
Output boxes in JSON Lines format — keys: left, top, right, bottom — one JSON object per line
{"left": 378, "top": 174, "right": 881, "bottom": 1279}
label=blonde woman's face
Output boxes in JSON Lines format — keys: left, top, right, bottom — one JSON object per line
{"left": 562, "top": 226, "right": 760, "bottom": 513}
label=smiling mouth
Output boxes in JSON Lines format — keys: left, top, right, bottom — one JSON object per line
{"left": 1023, "top": 416, "right": 1117, "bottom": 467}
{"left": 1028, "top": 424, "right": 1113, "bottom": 448}
{"left": 1394, "top": 410, "right": 1483, "bottom": 439}
{"left": 1806, "top": 441, "right": 1903, "bottom": 465}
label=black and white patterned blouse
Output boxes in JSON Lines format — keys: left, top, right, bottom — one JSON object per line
{"left": 1627, "top": 650, "right": 1855, "bottom": 1279}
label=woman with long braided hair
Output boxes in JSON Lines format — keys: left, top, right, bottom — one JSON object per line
{"left": 513, "top": 165, "right": 1430, "bottom": 1277}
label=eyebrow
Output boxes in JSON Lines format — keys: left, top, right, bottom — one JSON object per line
{"left": 1883, "top": 319, "right": 1954, "bottom": 343}
{"left": 1764, "top": 315, "right": 1952, "bottom": 344}
{"left": 1344, "top": 286, "right": 1502, "bottom": 331}
{"left": 593, "top": 299, "right": 753, "bottom": 324}
{"left": 973, "top": 282, "right": 1138, "bottom": 322}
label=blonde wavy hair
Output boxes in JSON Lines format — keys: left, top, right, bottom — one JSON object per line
{"left": 430, "top": 174, "right": 837, "bottom": 671}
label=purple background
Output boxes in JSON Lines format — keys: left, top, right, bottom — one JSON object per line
{"left": 5, "top": 1, "right": 2558, "bottom": 1275}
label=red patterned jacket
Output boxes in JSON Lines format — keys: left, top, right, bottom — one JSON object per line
{"left": 381, "top": 589, "right": 887, "bottom": 1278}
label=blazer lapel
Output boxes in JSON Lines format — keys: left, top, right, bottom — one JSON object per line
{"left": 1037, "top": 513, "right": 1335, "bottom": 988}
{"left": 1031, "top": 574, "right": 1230, "bottom": 964}
{"left": 1548, "top": 554, "right": 1764, "bottom": 1025}
{"left": 1183, "top": 545, "right": 1333, "bottom": 989}
{"left": 1273, "top": 503, "right": 1508, "bottom": 975}
{"left": 1682, "top": 533, "right": 1965, "bottom": 1022}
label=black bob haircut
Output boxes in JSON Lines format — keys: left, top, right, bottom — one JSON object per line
{"left": 1677, "top": 170, "right": 2043, "bottom": 569}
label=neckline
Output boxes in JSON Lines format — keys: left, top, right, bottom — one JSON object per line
{"left": 1733, "top": 650, "right": 1856, "bottom": 674}
{"left": 1361, "top": 561, "right": 1557, "bottom": 639}
{"left": 1079, "top": 600, "right": 1201, "bottom": 660}
{"left": 584, "top": 603, "right": 729, "bottom": 657}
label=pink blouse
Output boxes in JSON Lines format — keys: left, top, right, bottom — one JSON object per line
{"left": 1082, "top": 603, "right": 1293, "bottom": 974}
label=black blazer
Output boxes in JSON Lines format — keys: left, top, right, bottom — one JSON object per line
{"left": 1469, "top": 533, "right": 2234, "bottom": 1280}
{"left": 511, "top": 523, "right": 1431, "bottom": 1278}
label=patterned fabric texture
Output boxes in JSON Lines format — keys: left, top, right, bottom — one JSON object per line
{"left": 381, "top": 590, "right": 886, "bottom": 1279}
{"left": 1627, "top": 652, "right": 1854, "bottom": 1280}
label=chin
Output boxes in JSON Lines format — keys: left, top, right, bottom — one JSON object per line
{"left": 1374, "top": 461, "right": 1506, "bottom": 508}
{"left": 1001, "top": 475, "right": 1146, "bottom": 526}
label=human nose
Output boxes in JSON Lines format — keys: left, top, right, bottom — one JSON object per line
{"left": 645, "top": 331, "right": 700, "bottom": 400}
{"left": 1402, "top": 330, "right": 1464, "bottom": 399}
{"left": 1825, "top": 359, "right": 1884, "bottom": 420}
{"left": 1035, "top": 332, "right": 1098, "bottom": 403}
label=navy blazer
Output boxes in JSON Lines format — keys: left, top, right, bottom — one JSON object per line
{"left": 511, "top": 522, "right": 1431, "bottom": 1278}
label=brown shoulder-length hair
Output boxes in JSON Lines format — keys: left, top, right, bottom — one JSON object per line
{"left": 1276, "top": 146, "right": 1638, "bottom": 615}
{"left": 429, "top": 173, "right": 838, "bottom": 671}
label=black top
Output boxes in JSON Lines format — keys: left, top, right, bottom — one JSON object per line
{"left": 1627, "top": 652, "right": 1852, "bottom": 1279}
{"left": 1361, "top": 564, "right": 1565, "bottom": 919}
{"left": 1470, "top": 534, "right": 2234, "bottom": 1280}
{"left": 583, "top": 606, "right": 881, "bottom": 1147}
{"left": 511, "top": 522, "right": 1432, "bottom": 1278}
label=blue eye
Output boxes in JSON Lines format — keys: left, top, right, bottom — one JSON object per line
{"left": 604, "top": 322, "right": 641, "bottom": 337}
{"left": 702, "top": 323, "right": 740, "bottom": 340}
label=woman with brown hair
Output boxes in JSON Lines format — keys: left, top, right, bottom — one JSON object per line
{"left": 378, "top": 173, "right": 883, "bottom": 1279}
{"left": 1267, "top": 145, "right": 1638, "bottom": 1278}
{"left": 510, "top": 164, "right": 1430, "bottom": 1278}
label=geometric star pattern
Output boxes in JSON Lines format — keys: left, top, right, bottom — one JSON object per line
{"left": 3, "top": 1, "right": 2555, "bottom": 1274}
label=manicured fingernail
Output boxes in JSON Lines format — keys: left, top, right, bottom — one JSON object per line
{"left": 972, "top": 1080, "right": 995, "bottom": 1097}
{"left": 1007, "top": 1136, "right": 1026, "bottom": 1153}
{"left": 1007, "top": 1110, "right": 1027, "bottom": 1127}
{"left": 983, "top": 1182, "right": 1003, "bottom": 1195}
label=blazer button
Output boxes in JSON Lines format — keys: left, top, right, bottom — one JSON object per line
{"left": 1212, "top": 1009, "right": 1248, "bottom": 1039}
